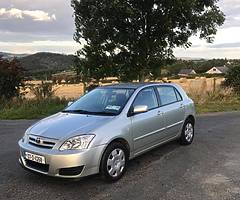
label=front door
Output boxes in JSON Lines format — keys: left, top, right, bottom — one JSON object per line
{"left": 130, "top": 87, "right": 165, "bottom": 154}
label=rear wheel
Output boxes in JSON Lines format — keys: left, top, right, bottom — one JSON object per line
{"left": 100, "top": 142, "right": 128, "bottom": 182}
{"left": 179, "top": 119, "right": 194, "bottom": 145}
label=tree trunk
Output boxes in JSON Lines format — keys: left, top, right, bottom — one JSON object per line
{"left": 82, "top": 81, "right": 87, "bottom": 94}
{"left": 139, "top": 72, "right": 146, "bottom": 82}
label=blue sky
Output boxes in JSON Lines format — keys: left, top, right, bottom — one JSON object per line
{"left": 0, "top": 0, "right": 240, "bottom": 59}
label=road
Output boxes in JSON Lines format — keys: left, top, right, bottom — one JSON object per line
{"left": 1, "top": 112, "right": 240, "bottom": 200}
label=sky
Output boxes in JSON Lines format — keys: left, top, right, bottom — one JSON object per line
{"left": 0, "top": 0, "right": 240, "bottom": 59}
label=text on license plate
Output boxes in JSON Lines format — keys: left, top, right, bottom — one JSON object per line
{"left": 25, "top": 152, "right": 45, "bottom": 164}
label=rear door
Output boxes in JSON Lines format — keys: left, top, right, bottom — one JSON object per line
{"left": 130, "top": 87, "right": 165, "bottom": 154}
{"left": 156, "top": 86, "right": 185, "bottom": 138}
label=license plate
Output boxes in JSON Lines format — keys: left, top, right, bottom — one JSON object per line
{"left": 25, "top": 152, "right": 45, "bottom": 164}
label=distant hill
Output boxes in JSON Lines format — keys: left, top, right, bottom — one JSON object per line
{"left": 0, "top": 52, "right": 29, "bottom": 59}
{"left": 17, "top": 52, "right": 75, "bottom": 75}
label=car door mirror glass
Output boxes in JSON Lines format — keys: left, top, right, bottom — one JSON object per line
{"left": 133, "top": 105, "right": 148, "bottom": 114}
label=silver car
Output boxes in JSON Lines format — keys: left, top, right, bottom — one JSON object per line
{"left": 18, "top": 83, "right": 196, "bottom": 181}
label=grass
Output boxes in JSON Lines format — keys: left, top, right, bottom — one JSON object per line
{"left": 0, "top": 98, "right": 68, "bottom": 120}
{"left": 196, "top": 99, "right": 240, "bottom": 114}
{"left": 0, "top": 90, "right": 240, "bottom": 119}
{"left": 189, "top": 88, "right": 240, "bottom": 114}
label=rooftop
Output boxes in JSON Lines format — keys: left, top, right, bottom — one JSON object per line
{"left": 178, "top": 69, "right": 196, "bottom": 74}
{"left": 101, "top": 82, "right": 166, "bottom": 89}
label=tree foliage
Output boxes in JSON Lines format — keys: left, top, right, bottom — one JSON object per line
{"left": 0, "top": 57, "right": 24, "bottom": 99}
{"left": 72, "top": 0, "right": 225, "bottom": 81}
{"left": 224, "top": 66, "right": 240, "bottom": 94}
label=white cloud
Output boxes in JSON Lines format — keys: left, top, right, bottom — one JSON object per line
{"left": 0, "top": 8, "right": 56, "bottom": 21}
{"left": 0, "top": 40, "right": 81, "bottom": 54}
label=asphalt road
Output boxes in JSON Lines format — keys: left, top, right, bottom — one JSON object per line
{"left": 1, "top": 112, "right": 240, "bottom": 200}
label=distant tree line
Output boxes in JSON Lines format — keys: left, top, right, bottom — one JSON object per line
{"left": 163, "top": 58, "right": 238, "bottom": 76}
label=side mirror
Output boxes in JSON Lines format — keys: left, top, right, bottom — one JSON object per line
{"left": 67, "top": 101, "right": 73, "bottom": 107}
{"left": 133, "top": 105, "right": 148, "bottom": 115}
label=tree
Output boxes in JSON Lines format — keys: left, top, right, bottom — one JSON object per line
{"left": 72, "top": 0, "right": 225, "bottom": 81}
{"left": 224, "top": 66, "right": 240, "bottom": 94}
{"left": 0, "top": 57, "right": 24, "bottom": 99}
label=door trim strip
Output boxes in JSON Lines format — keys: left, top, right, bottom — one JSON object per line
{"left": 133, "top": 120, "right": 184, "bottom": 141}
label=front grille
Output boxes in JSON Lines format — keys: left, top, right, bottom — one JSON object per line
{"left": 25, "top": 159, "right": 49, "bottom": 173}
{"left": 28, "top": 135, "right": 57, "bottom": 149}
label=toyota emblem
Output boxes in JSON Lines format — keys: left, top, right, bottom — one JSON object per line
{"left": 36, "top": 137, "right": 41, "bottom": 144}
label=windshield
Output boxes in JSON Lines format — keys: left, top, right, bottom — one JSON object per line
{"left": 63, "top": 88, "right": 135, "bottom": 116}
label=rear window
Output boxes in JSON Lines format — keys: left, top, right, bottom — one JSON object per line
{"left": 157, "top": 86, "right": 180, "bottom": 106}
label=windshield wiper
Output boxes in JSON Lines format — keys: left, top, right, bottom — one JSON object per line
{"left": 62, "top": 110, "right": 116, "bottom": 116}
{"left": 62, "top": 109, "right": 90, "bottom": 114}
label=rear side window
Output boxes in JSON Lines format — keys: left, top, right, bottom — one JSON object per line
{"left": 157, "top": 86, "right": 180, "bottom": 106}
{"left": 133, "top": 87, "right": 158, "bottom": 110}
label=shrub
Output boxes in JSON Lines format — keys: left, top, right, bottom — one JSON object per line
{"left": 0, "top": 97, "right": 68, "bottom": 119}
{"left": 224, "top": 66, "right": 240, "bottom": 94}
{"left": 29, "top": 81, "right": 58, "bottom": 100}
{"left": 0, "top": 57, "right": 23, "bottom": 99}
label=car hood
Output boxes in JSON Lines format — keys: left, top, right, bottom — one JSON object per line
{"left": 28, "top": 112, "right": 114, "bottom": 140}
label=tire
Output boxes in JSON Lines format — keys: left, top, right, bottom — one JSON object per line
{"left": 179, "top": 118, "right": 194, "bottom": 145}
{"left": 100, "top": 142, "right": 128, "bottom": 182}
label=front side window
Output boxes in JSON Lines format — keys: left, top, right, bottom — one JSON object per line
{"left": 133, "top": 87, "right": 158, "bottom": 110}
{"left": 157, "top": 86, "right": 179, "bottom": 106}
{"left": 64, "top": 88, "right": 135, "bottom": 115}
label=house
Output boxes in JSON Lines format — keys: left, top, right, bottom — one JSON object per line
{"left": 206, "top": 66, "right": 229, "bottom": 74}
{"left": 178, "top": 69, "right": 197, "bottom": 77}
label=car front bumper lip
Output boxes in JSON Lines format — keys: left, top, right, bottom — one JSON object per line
{"left": 18, "top": 140, "right": 107, "bottom": 178}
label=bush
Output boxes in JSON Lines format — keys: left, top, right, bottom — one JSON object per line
{"left": 224, "top": 66, "right": 240, "bottom": 94}
{"left": 28, "top": 81, "right": 57, "bottom": 100}
{"left": 0, "top": 97, "right": 68, "bottom": 119}
{"left": 0, "top": 57, "right": 23, "bottom": 99}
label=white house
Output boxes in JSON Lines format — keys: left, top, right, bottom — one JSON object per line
{"left": 206, "top": 66, "right": 229, "bottom": 74}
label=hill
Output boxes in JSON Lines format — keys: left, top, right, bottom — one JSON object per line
{"left": 0, "top": 52, "right": 29, "bottom": 59}
{"left": 18, "top": 52, "right": 75, "bottom": 76}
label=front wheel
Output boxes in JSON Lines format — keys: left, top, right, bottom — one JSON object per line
{"left": 100, "top": 142, "right": 128, "bottom": 182}
{"left": 179, "top": 119, "right": 194, "bottom": 145}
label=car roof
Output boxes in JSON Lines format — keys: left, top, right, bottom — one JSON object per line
{"left": 100, "top": 82, "right": 176, "bottom": 89}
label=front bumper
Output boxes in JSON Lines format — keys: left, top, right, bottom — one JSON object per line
{"left": 18, "top": 140, "right": 107, "bottom": 178}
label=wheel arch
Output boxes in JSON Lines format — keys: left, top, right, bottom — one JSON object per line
{"left": 185, "top": 115, "right": 195, "bottom": 125}
{"left": 107, "top": 138, "right": 131, "bottom": 157}
{"left": 99, "top": 137, "right": 131, "bottom": 177}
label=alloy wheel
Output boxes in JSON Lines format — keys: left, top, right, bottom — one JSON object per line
{"left": 107, "top": 148, "right": 125, "bottom": 178}
{"left": 185, "top": 123, "right": 193, "bottom": 142}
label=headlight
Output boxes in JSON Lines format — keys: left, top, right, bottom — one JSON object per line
{"left": 22, "top": 127, "right": 31, "bottom": 142}
{"left": 59, "top": 135, "right": 95, "bottom": 151}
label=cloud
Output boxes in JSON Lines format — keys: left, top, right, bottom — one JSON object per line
{"left": 174, "top": 46, "right": 240, "bottom": 59}
{"left": 209, "top": 42, "right": 240, "bottom": 49}
{"left": 218, "top": 0, "right": 240, "bottom": 28}
{"left": 0, "top": 40, "right": 81, "bottom": 54}
{"left": 0, "top": 0, "right": 240, "bottom": 59}
{"left": 0, "top": 8, "right": 56, "bottom": 21}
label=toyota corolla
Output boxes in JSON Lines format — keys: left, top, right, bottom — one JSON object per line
{"left": 18, "top": 83, "right": 196, "bottom": 182}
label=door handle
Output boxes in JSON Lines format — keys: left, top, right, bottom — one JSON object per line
{"left": 180, "top": 104, "right": 184, "bottom": 109}
{"left": 157, "top": 111, "right": 164, "bottom": 116}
